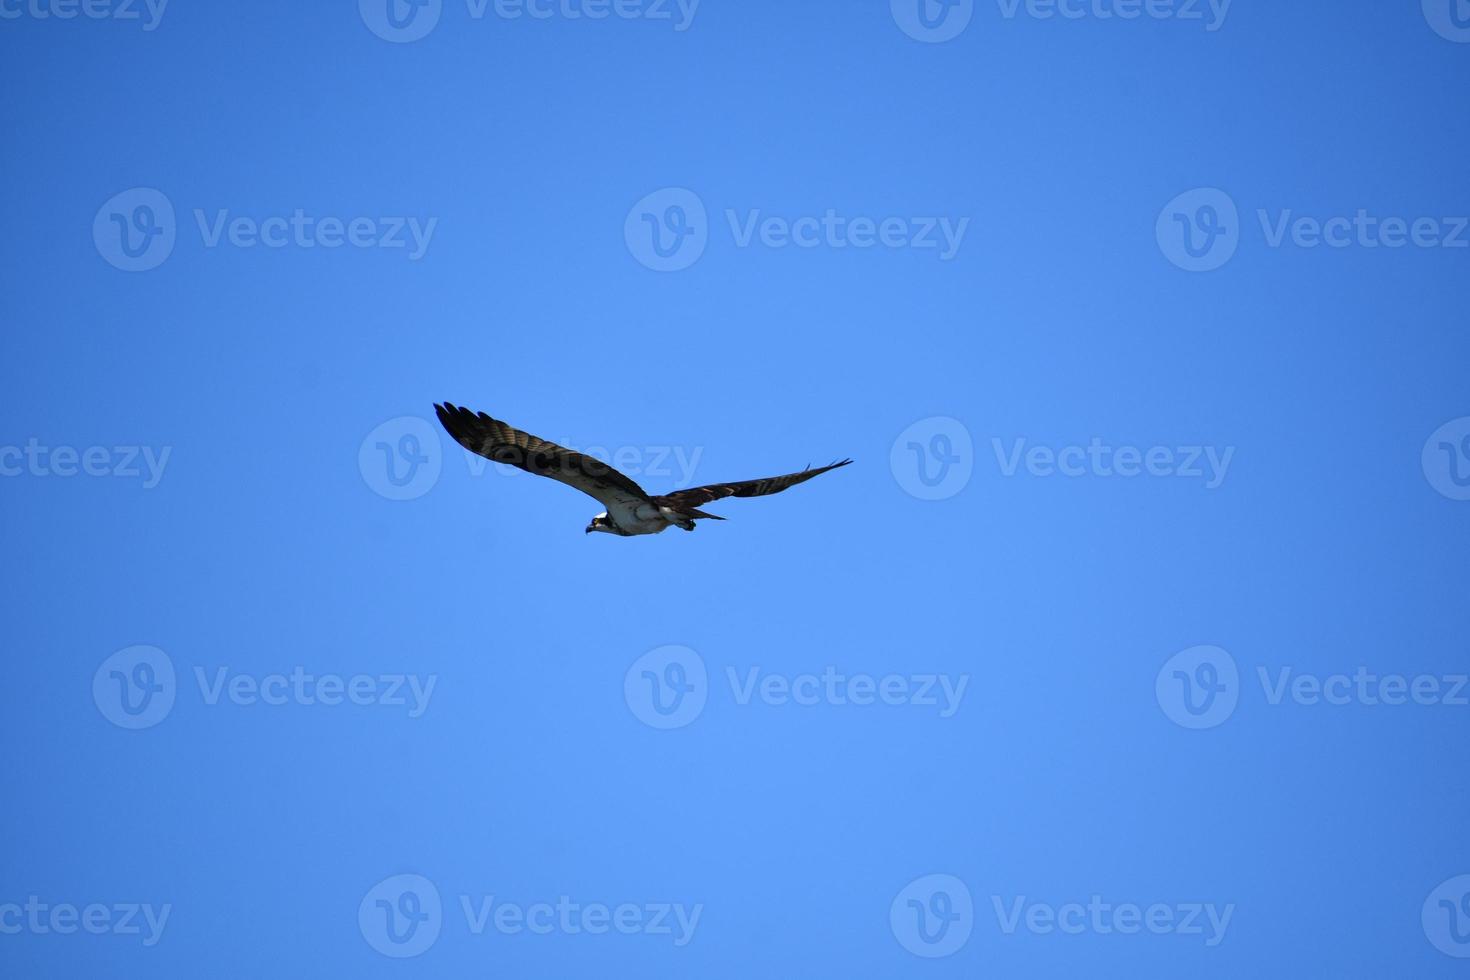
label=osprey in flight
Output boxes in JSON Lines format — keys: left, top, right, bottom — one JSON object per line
{"left": 434, "top": 403, "right": 852, "bottom": 536}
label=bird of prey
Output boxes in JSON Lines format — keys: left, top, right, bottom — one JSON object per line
{"left": 434, "top": 402, "right": 852, "bottom": 536}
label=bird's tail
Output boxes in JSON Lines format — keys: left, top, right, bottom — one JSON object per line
{"left": 685, "top": 508, "right": 726, "bottom": 521}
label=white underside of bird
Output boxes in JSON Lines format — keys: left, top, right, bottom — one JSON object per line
{"left": 595, "top": 503, "right": 694, "bottom": 536}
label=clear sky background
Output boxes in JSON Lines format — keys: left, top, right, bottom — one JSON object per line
{"left": 3, "top": 1, "right": 1469, "bottom": 976}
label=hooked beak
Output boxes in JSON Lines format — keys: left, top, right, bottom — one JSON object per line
{"left": 584, "top": 525, "right": 593, "bottom": 534}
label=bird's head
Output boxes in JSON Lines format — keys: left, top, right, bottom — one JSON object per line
{"left": 586, "top": 513, "right": 615, "bottom": 535}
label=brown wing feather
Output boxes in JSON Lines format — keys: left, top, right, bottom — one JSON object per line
{"left": 434, "top": 403, "right": 651, "bottom": 511}
{"left": 654, "top": 459, "right": 853, "bottom": 512}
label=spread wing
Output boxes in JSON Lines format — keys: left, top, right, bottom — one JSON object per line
{"left": 654, "top": 459, "right": 853, "bottom": 512}
{"left": 434, "top": 403, "right": 651, "bottom": 513}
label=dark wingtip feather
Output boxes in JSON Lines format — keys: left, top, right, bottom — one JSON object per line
{"left": 434, "top": 402, "right": 480, "bottom": 446}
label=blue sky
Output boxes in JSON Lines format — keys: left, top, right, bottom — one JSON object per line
{"left": 2, "top": 1, "right": 1469, "bottom": 976}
